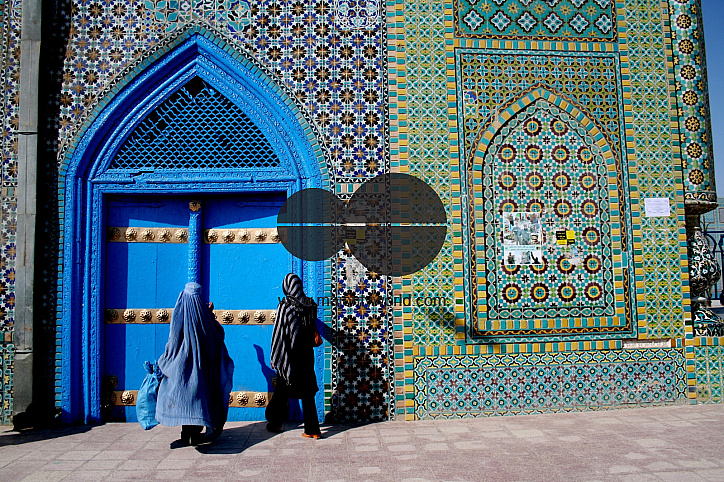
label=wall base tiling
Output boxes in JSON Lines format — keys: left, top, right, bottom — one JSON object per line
{"left": 695, "top": 345, "right": 724, "bottom": 403}
{"left": 413, "top": 348, "right": 686, "bottom": 419}
{"left": 1, "top": 343, "right": 13, "bottom": 423}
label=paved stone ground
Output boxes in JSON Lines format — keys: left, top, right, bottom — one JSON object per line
{"left": 1, "top": 404, "right": 724, "bottom": 481}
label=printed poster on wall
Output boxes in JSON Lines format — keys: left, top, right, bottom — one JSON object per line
{"left": 501, "top": 212, "right": 543, "bottom": 266}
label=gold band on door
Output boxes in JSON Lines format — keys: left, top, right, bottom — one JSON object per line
{"left": 107, "top": 226, "right": 282, "bottom": 244}
{"left": 112, "top": 390, "right": 273, "bottom": 407}
{"left": 105, "top": 308, "right": 277, "bottom": 324}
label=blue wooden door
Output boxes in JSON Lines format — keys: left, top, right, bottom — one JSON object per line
{"left": 104, "top": 193, "right": 289, "bottom": 421}
{"left": 104, "top": 196, "right": 190, "bottom": 421}
{"left": 201, "top": 194, "right": 288, "bottom": 420}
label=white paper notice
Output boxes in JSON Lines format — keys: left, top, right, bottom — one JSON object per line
{"left": 644, "top": 197, "right": 671, "bottom": 217}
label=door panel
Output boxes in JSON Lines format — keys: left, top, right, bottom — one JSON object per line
{"left": 201, "top": 194, "right": 289, "bottom": 420}
{"left": 104, "top": 196, "right": 190, "bottom": 421}
{"left": 103, "top": 193, "right": 290, "bottom": 422}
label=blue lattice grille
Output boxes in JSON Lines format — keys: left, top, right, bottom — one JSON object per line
{"left": 110, "top": 79, "right": 280, "bottom": 170}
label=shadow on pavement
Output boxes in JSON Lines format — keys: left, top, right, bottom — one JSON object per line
{"left": 193, "top": 421, "right": 357, "bottom": 454}
{"left": 0, "top": 424, "right": 93, "bottom": 446}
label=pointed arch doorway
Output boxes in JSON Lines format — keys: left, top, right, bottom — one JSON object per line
{"left": 58, "top": 32, "right": 330, "bottom": 424}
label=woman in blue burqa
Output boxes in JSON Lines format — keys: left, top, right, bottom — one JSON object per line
{"left": 156, "top": 282, "right": 235, "bottom": 446}
{"left": 266, "top": 273, "right": 322, "bottom": 439}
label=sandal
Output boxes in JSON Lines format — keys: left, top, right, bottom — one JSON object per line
{"left": 302, "top": 432, "right": 322, "bottom": 440}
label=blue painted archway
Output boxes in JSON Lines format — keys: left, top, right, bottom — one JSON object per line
{"left": 58, "top": 28, "right": 331, "bottom": 424}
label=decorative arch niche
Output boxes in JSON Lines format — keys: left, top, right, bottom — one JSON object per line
{"left": 463, "top": 90, "right": 636, "bottom": 343}
{"left": 57, "top": 31, "right": 330, "bottom": 423}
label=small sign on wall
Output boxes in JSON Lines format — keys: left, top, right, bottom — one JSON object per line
{"left": 644, "top": 197, "right": 671, "bottom": 217}
{"left": 501, "top": 212, "right": 543, "bottom": 266}
{"left": 555, "top": 230, "right": 575, "bottom": 245}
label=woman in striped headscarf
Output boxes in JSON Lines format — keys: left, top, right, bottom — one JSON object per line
{"left": 266, "top": 273, "right": 322, "bottom": 438}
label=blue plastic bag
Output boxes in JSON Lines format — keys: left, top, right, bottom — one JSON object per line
{"left": 137, "top": 361, "right": 163, "bottom": 430}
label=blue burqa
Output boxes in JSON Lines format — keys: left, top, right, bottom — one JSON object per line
{"left": 156, "top": 282, "right": 234, "bottom": 430}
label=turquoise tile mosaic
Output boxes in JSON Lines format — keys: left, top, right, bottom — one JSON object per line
{"left": 455, "top": 50, "right": 626, "bottom": 165}
{"left": 1, "top": 343, "right": 12, "bottom": 423}
{"left": 468, "top": 98, "right": 625, "bottom": 341}
{"left": 0, "top": 0, "right": 21, "bottom": 423}
{"left": 414, "top": 349, "right": 686, "bottom": 419}
{"left": 456, "top": 50, "right": 637, "bottom": 343}
{"left": 695, "top": 345, "right": 724, "bottom": 403}
{"left": 405, "top": 0, "right": 456, "bottom": 347}
{"left": 0, "top": 0, "right": 717, "bottom": 424}
{"left": 623, "top": 0, "right": 687, "bottom": 340}
{"left": 668, "top": 0, "right": 717, "bottom": 212}
{"left": 49, "top": 0, "right": 393, "bottom": 423}
{"left": 453, "top": 0, "right": 618, "bottom": 41}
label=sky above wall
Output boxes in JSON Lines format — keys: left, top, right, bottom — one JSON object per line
{"left": 701, "top": 0, "right": 724, "bottom": 195}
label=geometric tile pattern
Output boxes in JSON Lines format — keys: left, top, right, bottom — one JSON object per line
{"left": 695, "top": 345, "right": 724, "bottom": 403}
{"left": 458, "top": 52, "right": 635, "bottom": 342}
{"left": 454, "top": 47, "right": 638, "bottom": 343}
{"left": 50, "top": 0, "right": 391, "bottom": 423}
{"left": 456, "top": 50, "right": 625, "bottom": 166}
{"left": 0, "top": 197, "right": 16, "bottom": 328}
{"left": 56, "top": 0, "right": 388, "bottom": 179}
{"left": 330, "top": 249, "right": 393, "bottom": 422}
{"left": 478, "top": 100, "right": 614, "bottom": 320}
{"left": 667, "top": 0, "right": 717, "bottom": 211}
{"left": 414, "top": 348, "right": 686, "bottom": 419}
{"left": 0, "top": 0, "right": 20, "bottom": 189}
{"left": 388, "top": 0, "right": 701, "bottom": 420}
{"left": 0, "top": 0, "right": 715, "bottom": 425}
{"left": 622, "top": 0, "right": 687, "bottom": 340}
{"left": 0, "top": 342, "right": 11, "bottom": 423}
{"left": 453, "top": 0, "right": 617, "bottom": 41}
{"left": 0, "top": 0, "right": 21, "bottom": 419}
{"left": 405, "top": 0, "right": 456, "bottom": 347}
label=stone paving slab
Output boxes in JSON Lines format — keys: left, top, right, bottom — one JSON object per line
{"left": 1, "top": 404, "right": 724, "bottom": 481}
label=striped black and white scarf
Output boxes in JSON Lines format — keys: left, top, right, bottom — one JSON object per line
{"left": 271, "top": 273, "right": 317, "bottom": 385}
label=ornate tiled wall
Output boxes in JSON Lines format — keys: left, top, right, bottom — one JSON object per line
{"left": 454, "top": 0, "right": 617, "bottom": 41}
{"left": 625, "top": 0, "right": 688, "bottom": 341}
{"left": 695, "top": 343, "right": 724, "bottom": 403}
{"left": 0, "top": 0, "right": 21, "bottom": 424}
{"left": 394, "top": 0, "right": 699, "bottom": 420}
{"left": 415, "top": 349, "right": 686, "bottom": 418}
{"left": 45, "top": 0, "right": 393, "bottom": 422}
{"left": 2, "top": 0, "right": 718, "bottom": 423}
{"left": 464, "top": 86, "right": 633, "bottom": 343}
{"left": 404, "top": 0, "right": 455, "bottom": 348}
{"left": 668, "top": 0, "right": 716, "bottom": 213}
